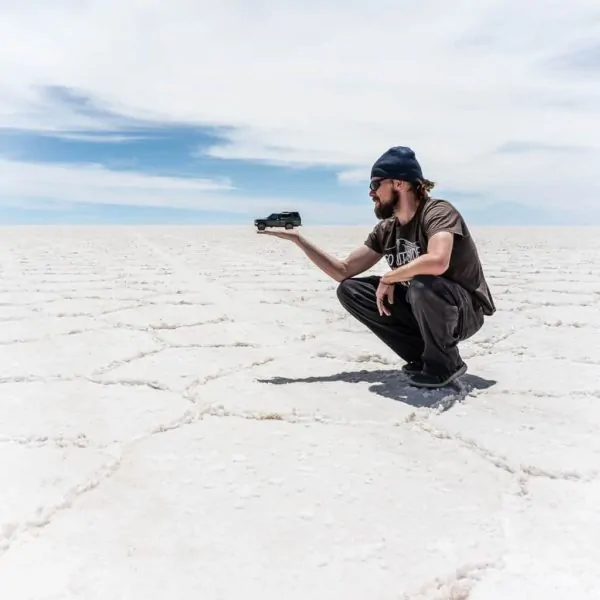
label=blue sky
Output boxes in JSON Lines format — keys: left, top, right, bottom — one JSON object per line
{"left": 1, "top": 119, "right": 349, "bottom": 224}
{"left": 1, "top": 1, "right": 599, "bottom": 226}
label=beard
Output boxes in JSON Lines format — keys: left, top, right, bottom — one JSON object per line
{"left": 373, "top": 189, "right": 400, "bottom": 219}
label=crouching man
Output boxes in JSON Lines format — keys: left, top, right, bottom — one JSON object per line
{"left": 258, "top": 146, "right": 496, "bottom": 388}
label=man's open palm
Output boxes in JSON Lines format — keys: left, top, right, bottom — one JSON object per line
{"left": 257, "top": 229, "right": 300, "bottom": 241}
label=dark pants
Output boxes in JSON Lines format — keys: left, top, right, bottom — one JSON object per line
{"left": 336, "top": 275, "right": 484, "bottom": 376}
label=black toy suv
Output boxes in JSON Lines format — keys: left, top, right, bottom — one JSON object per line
{"left": 254, "top": 211, "right": 302, "bottom": 230}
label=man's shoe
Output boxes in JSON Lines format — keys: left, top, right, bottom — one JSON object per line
{"left": 401, "top": 361, "right": 423, "bottom": 375}
{"left": 407, "top": 362, "right": 467, "bottom": 388}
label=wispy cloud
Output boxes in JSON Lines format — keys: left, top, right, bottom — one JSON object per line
{"left": 545, "top": 42, "right": 600, "bottom": 73}
{"left": 44, "top": 133, "right": 151, "bottom": 143}
{"left": 0, "top": 158, "right": 232, "bottom": 208}
{"left": 1, "top": 0, "right": 600, "bottom": 221}
{"left": 0, "top": 158, "right": 374, "bottom": 224}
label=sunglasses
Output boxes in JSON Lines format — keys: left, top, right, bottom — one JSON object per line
{"left": 369, "top": 178, "right": 389, "bottom": 192}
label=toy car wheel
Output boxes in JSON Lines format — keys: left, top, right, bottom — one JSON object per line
{"left": 257, "top": 223, "right": 266, "bottom": 230}
{"left": 285, "top": 223, "right": 293, "bottom": 229}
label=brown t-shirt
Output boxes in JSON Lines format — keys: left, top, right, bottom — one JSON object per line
{"left": 364, "top": 197, "right": 496, "bottom": 316}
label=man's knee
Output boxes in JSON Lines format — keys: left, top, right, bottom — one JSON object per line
{"left": 336, "top": 277, "right": 356, "bottom": 305}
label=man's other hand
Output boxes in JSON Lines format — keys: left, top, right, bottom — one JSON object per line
{"left": 376, "top": 280, "right": 394, "bottom": 316}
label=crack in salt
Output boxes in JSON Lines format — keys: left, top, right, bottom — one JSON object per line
{"left": 408, "top": 418, "right": 599, "bottom": 487}
{"left": 400, "top": 559, "right": 505, "bottom": 600}
{"left": 0, "top": 433, "right": 103, "bottom": 450}
{"left": 86, "top": 377, "right": 171, "bottom": 391}
{"left": 0, "top": 450, "right": 123, "bottom": 558}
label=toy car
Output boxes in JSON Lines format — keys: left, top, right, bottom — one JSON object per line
{"left": 254, "top": 211, "right": 302, "bottom": 230}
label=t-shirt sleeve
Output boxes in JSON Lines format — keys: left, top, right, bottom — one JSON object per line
{"left": 364, "top": 223, "right": 383, "bottom": 254}
{"left": 422, "top": 200, "right": 466, "bottom": 239}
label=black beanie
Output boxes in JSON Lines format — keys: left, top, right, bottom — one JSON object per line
{"left": 370, "top": 146, "right": 423, "bottom": 181}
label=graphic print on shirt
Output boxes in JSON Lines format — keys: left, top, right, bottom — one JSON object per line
{"left": 384, "top": 238, "right": 421, "bottom": 286}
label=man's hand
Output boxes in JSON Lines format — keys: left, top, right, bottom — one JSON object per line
{"left": 376, "top": 280, "right": 395, "bottom": 316}
{"left": 257, "top": 229, "right": 300, "bottom": 241}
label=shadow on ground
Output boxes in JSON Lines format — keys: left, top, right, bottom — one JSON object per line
{"left": 256, "top": 369, "right": 496, "bottom": 412}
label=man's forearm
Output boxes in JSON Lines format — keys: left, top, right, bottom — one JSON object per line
{"left": 381, "top": 254, "right": 446, "bottom": 284}
{"left": 294, "top": 234, "right": 345, "bottom": 281}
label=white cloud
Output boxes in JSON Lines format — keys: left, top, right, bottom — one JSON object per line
{"left": 1, "top": 0, "right": 600, "bottom": 217}
{"left": 0, "top": 159, "right": 233, "bottom": 206}
{"left": 0, "top": 158, "right": 244, "bottom": 215}
{"left": 0, "top": 158, "right": 373, "bottom": 223}
{"left": 44, "top": 133, "right": 151, "bottom": 143}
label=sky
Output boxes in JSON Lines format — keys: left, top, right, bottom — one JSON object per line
{"left": 1, "top": 0, "right": 600, "bottom": 226}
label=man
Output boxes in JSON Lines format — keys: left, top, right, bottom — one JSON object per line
{"left": 258, "top": 146, "right": 496, "bottom": 388}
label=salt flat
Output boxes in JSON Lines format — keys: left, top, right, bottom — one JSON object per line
{"left": 0, "top": 224, "right": 599, "bottom": 599}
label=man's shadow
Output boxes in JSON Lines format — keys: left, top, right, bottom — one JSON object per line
{"left": 256, "top": 369, "right": 496, "bottom": 412}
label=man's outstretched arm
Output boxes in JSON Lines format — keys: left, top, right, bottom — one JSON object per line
{"left": 294, "top": 234, "right": 381, "bottom": 282}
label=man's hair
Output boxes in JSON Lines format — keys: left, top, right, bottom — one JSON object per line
{"left": 410, "top": 178, "right": 435, "bottom": 203}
